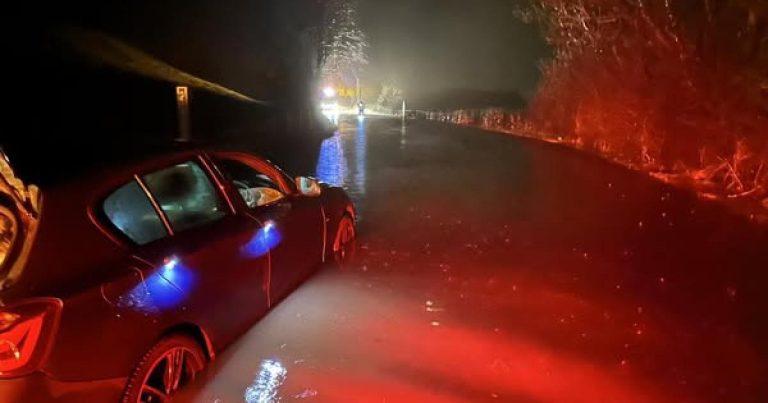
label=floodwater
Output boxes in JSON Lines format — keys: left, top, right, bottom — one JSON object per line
{"left": 179, "top": 116, "right": 768, "bottom": 402}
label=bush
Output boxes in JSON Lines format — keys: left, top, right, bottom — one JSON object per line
{"left": 521, "top": 0, "right": 768, "bottom": 201}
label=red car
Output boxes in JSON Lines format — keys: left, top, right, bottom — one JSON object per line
{"left": 0, "top": 148, "right": 356, "bottom": 402}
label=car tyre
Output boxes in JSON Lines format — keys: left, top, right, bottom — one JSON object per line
{"left": 122, "top": 334, "right": 206, "bottom": 403}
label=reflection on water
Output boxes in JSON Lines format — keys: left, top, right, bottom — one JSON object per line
{"left": 315, "top": 133, "right": 348, "bottom": 188}
{"left": 316, "top": 117, "right": 368, "bottom": 213}
{"left": 400, "top": 120, "right": 407, "bottom": 149}
{"left": 321, "top": 111, "right": 339, "bottom": 126}
{"left": 354, "top": 117, "right": 367, "bottom": 199}
{"left": 244, "top": 359, "right": 287, "bottom": 403}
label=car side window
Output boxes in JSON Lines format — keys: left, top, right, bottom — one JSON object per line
{"left": 103, "top": 181, "right": 168, "bottom": 245}
{"left": 142, "top": 161, "right": 227, "bottom": 233}
{"left": 214, "top": 158, "right": 285, "bottom": 209}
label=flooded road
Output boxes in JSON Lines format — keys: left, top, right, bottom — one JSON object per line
{"left": 180, "top": 116, "right": 768, "bottom": 402}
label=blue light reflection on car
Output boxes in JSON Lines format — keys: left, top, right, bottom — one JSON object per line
{"left": 241, "top": 221, "right": 283, "bottom": 259}
{"left": 118, "top": 257, "right": 197, "bottom": 314}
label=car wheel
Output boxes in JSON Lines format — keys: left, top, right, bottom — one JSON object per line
{"left": 122, "top": 334, "right": 206, "bottom": 403}
{"left": 333, "top": 215, "right": 356, "bottom": 264}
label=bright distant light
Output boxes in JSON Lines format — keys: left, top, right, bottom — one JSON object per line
{"left": 322, "top": 86, "right": 336, "bottom": 98}
{"left": 264, "top": 221, "right": 275, "bottom": 232}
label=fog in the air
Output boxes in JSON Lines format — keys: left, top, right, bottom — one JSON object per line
{"left": 359, "top": 0, "right": 550, "bottom": 100}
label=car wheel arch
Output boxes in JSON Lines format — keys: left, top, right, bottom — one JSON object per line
{"left": 333, "top": 213, "right": 356, "bottom": 250}
{"left": 160, "top": 322, "right": 216, "bottom": 362}
{"left": 344, "top": 204, "right": 356, "bottom": 221}
{"left": 121, "top": 332, "right": 206, "bottom": 403}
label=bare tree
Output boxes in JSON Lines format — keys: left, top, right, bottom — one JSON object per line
{"left": 522, "top": 0, "right": 768, "bottom": 202}
{"left": 320, "top": 0, "right": 369, "bottom": 86}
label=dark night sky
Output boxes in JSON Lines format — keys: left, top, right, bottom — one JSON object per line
{"left": 16, "top": 0, "right": 549, "bottom": 103}
{"left": 359, "top": 0, "right": 550, "bottom": 100}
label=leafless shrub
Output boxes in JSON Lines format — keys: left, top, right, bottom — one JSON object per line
{"left": 521, "top": 0, "right": 768, "bottom": 203}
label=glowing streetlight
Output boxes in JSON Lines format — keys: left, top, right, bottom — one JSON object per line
{"left": 322, "top": 86, "right": 337, "bottom": 98}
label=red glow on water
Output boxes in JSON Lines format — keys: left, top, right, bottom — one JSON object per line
{"left": 179, "top": 116, "right": 768, "bottom": 403}
{"left": 253, "top": 263, "right": 762, "bottom": 402}
{"left": 278, "top": 311, "right": 667, "bottom": 402}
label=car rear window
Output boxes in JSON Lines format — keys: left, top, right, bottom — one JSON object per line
{"left": 103, "top": 181, "right": 168, "bottom": 245}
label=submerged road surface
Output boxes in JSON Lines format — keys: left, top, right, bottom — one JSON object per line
{"left": 180, "top": 116, "right": 768, "bottom": 403}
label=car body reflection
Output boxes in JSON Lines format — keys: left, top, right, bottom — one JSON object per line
{"left": 241, "top": 221, "right": 283, "bottom": 259}
{"left": 119, "top": 257, "right": 196, "bottom": 314}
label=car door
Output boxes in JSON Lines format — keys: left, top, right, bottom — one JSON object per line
{"left": 210, "top": 153, "right": 325, "bottom": 304}
{"left": 121, "top": 157, "right": 270, "bottom": 344}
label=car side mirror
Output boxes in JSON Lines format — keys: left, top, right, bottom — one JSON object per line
{"left": 296, "top": 176, "right": 322, "bottom": 197}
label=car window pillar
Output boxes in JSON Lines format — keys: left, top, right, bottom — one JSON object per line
{"left": 133, "top": 174, "right": 175, "bottom": 237}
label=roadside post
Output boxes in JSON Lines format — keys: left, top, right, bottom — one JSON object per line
{"left": 176, "top": 86, "right": 191, "bottom": 142}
